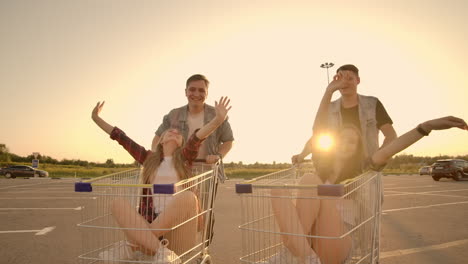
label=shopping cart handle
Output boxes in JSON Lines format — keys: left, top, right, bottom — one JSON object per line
{"left": 317, "top": 184, "right": 344, "bottom": 197}
{"left": 75, "top": 182, "right": 92, "bottom": 192}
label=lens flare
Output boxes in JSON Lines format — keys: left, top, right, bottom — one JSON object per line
{"left": 317, "top": 134, "right": 334, "bottom": 151}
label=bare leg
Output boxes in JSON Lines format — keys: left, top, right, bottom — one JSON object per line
{"left": 111, "top": 198, "right": 160, "bottom": 253}
{"left": 271, "top": 189, "right": 313, "bottom": 258}
{"left": 150, "top": 191, "right": 199, "bottom": 255}
{"left": 296, "top": 173, "right": 322, "bottom": 237}
{"left": 111, "top": 191, "right": 198, "bottom": 255}
{"left": 313, "top": 198, "right": 352, "bottom": 264}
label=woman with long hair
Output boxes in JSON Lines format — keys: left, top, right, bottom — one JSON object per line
{"left": 269, "top": 71, "right": 468, "bottom": 264}
{"left": 91, "top": 97, "right": 231, "bottom": 263}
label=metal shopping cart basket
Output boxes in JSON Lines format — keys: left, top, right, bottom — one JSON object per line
{"left": 75, "top": 161, "right": 219, "bottom": 263}
{"left": 235, "top": 164, "right": 382, "bottom": 264}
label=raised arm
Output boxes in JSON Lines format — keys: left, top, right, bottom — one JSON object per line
{"left": 312, "top": 71, "right": 348, "bottom": 132}
{"left": 291, "top": 73, "right": 347, "bottom": 164}
{"left": 91, "top": 101, "right": 113, "bottom": 134}
{"left": 195, "top": 96, "right": 232, "bottom": 140}
{"left": 291, "top": 137, "right": 313, "bottom": 164}
{"left": 372, "top": 116, "right": 468, "bottom": 166}
{"left": 91, "top": 101, "right": 149, "bottom": 164}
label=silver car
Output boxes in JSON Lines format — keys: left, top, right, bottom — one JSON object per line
{"left": 419, "top": 166, "right": 432, "bottom": 176}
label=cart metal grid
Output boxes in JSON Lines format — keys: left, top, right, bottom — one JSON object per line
{"left": 75, "top": 162, "right": 218, "bottom": 264}
{"left": 236, "top": 165, "right": 382, "bottom": 264}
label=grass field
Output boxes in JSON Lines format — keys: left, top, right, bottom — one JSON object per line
{"left": 0, "top": 162, "right": 135, "bottom": 178}
{"left": 1, "top": 162, "right": 421, "bottom": 179}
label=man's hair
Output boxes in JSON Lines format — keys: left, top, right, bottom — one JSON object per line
{"left": 336, "top": 64, "right": 359, "bottom": 77}
{"left": 186, "top": 74, "right": 210, "bottom": 88}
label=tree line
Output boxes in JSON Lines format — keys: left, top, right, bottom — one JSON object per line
{"left": 0, "top": 143, "right": 135, "bottom": 168}
{"left": 1, "top": 143, "right": 467, "bottom": 169}
{"left": 223, "top": 154, "right": 468, "bottom": 170}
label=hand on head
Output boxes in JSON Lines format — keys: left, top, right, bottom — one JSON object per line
{"left": 214, "top": 96, "right": 232, "bottom": 122}
{"left": 423, "top": 116, "right": 468, "bottom": 132}
{"left": 92, "top": 101, "right": 105, "bottom": 120}
{"left": 327, "top": 71, "right": 351, "bottom": 93}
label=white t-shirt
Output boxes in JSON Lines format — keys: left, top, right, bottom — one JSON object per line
{"left": 152, "top": 156, "right": 179, "bottom": 213}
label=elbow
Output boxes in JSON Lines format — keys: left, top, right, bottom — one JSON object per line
{"left": 372, "top": 153, "right": 389, "bottom": 167}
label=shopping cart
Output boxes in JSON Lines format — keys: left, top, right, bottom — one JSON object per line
{"left": 75, "top": 161, "right": 219, "bottom": 263}
{"left": 235, "top": 164, "right": 382, "bottom": 264}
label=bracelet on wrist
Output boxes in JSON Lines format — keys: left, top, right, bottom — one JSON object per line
{"left": 416, "top": 124, "right": 430, "bottom": 136}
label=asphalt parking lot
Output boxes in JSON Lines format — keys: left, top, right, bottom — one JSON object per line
{"left": 0, "top": 175, "right": 467, "bottom": 264}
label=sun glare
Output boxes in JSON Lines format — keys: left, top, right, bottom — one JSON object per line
{"left": 317, "top": 134, "right": 334, "bottom": 151}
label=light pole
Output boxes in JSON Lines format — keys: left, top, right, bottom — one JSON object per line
{"left": 320, "top": 62, "right": 335, "bottom": 84}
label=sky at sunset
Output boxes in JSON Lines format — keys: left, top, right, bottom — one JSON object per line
{"left": 1, "top": 0, "right": 467, "bottom": 164}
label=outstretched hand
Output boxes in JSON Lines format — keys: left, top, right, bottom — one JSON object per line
{"left": 214, "top": 96, "right": 232, "bottom": 122}
{"left": 91, "top": 101, "right": 113, "bottom": 135}
{"left": 424, "top": 116, "right": 468, "bottom": 132}
{"left": 92, "top": 101, "right": 105, "bottom": 120}
{"left": 291, "top": 154, "right": 305, "bottom": 165}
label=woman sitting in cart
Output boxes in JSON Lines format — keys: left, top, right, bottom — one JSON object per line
{"left": 91, "top": 97, "right": 231, "bottom": 263}
{"left": 270, "top": 72, "right": 468, "bottom": 264}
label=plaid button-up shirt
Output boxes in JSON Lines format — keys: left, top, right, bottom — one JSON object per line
{"left": 110, "top": 126, "right": 204, "bottom": 222}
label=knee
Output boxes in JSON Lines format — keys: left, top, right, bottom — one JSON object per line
{"left": 111, "top": 198, "right": 130, "bottom": 215}
{"left": 299, "top": 173, "right": 322, "bottom": 185}
{"left": 176, "top": 191, "right": 198, "bottom": 207}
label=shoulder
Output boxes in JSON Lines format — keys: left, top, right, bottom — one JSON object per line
{"left": 168, "top": 105, "right": 187, "bottom": 114}
{"left": 164, "top": 105, "right": 188, "bottom": 119}
{"left": 358, "top": 94, "right": 379, "bottom": 109}
{"left": 358, "top": 94, "right": 378, "bottom": 102}
{"left": 203, "top": 104, "right": 217, "bottom": 120}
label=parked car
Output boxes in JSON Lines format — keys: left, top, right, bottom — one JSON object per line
{"left": 431, "top": 159, "right": 468, "bottom": 181}
{"left": 419, "top": 166, "right": 432, "bottom": 176}
{"left": 0, "top": 165, "right": 49, "bottom": 178}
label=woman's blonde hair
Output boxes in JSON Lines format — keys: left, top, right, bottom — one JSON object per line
{"left": 312, "top": 124, "right": 364, "bottom": 183}
{"left": 140, "top": 130, "right": 191, "bottom": 184}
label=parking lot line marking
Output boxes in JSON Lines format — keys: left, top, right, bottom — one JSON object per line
{"left": 0, "top": 183, "right": 45, "bottom": 190}
{"left": 383, "top": 200, "right": 468, "bottom": 213}
{"left": 384, "top": 185, "right": 437, "bottom": 190}
{"left": 0, "top": 191, "right": 81, "bottom": 194}
{"left": 419, "top": 188, "right": 468, "bottom": 194}
{"left": 0, "top": 206, "right": 82, "bottom": 210}
{"left": 384, "top": 190, "right": 407, "bottom": 193}
{"left": 0, "top": 197, "right": 96, "bottom": 200}
{"left": 380, "top": 238, "right": 468, "bottom": 259}
{"left": 385, "top": 192, "right": 468, "bottom": 199}
{"left": 385, "top": 188, "right": 468, "bottom": 197}
{"left": 10, "top": 187, "right": 74, "bottom": 190}
{"left": 0, "top": 226, "right": 56, "bottom": 236}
